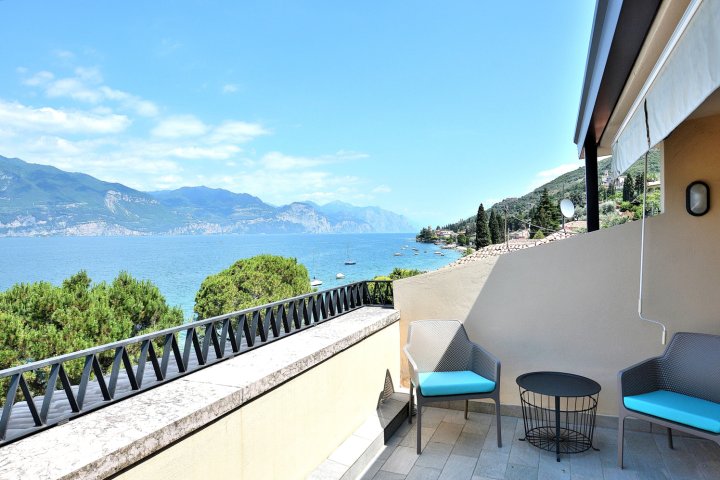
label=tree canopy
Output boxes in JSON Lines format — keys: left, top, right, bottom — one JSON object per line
{"left": 0, "top": 270, "right": 183, "bottom": 392}
{"left": 194, "top": 254, "right": 312, "bottom": 319}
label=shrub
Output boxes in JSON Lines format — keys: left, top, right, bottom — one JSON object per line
{"left": 600, "top": 201, "right": 616, "bottom": 215}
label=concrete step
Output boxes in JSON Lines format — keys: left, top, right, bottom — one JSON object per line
{"left": 308, "top": 392, "right": 409, "bottom": 480}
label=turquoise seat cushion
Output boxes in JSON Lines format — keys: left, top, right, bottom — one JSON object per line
{"left": 624, "top": 389, "right": 720, "bottom": 433}
{"left": 418, "top": 371, "right": 495, "bottom": 396}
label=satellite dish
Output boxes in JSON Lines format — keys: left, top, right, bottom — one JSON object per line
{"left": 560, "top": 198, "right": 575, "bottom": 219}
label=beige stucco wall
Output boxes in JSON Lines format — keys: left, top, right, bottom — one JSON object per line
{"left": 394, "top": 113, "right": 720, "bottom": 417}
{"left": 115, "top": 321, "right": 400, "bottom": 480}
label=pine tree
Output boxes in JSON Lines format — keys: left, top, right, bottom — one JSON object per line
{"left": 475, "top": 203, "right": 490, "bottom": 249}
{"left": 530, "top": 188, "right": 560, "bottom": 238}
{"left": 488, "top": 209, "right": 500, "bottom": 244}
{"left": 623, "top": 173, "right": 634, "bottom": 202}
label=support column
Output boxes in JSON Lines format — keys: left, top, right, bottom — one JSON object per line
{"left": 584, "top": 137, "right": 599, "bottom": 232}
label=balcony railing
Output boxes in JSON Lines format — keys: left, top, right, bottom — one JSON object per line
{"left": 0, "top": 280, "right": 393, "bottom": 446}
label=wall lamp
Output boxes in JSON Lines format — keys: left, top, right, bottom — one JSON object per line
{"left": 686, "top": 180, "right": 710, "bottom": 216}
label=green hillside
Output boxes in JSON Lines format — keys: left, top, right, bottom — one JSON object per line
{"left": 441, "top": 151, "right": 661, "bottom": 235}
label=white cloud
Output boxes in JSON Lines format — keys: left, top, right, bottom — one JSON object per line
{"left": 168, "top": 145, "right": 241, "bottom": 160}
{"left": 209, "top": 121, "right": 268, "bottom": 143}
{"left": 23, "top": 67, "right": 159, "bottom": 117}
{"left": 47, "top": 77, "right": 103, "bottom": 103}
{"left": 4, "top": 62, "right": 378, "bottom": 204}
{"left": 99, "top": 86, "right": 159, "bottom": 117}
{"left": 0, "top": 100, "right": 130, "bottom": 134}
{"left": 332, "top": 150, "right": 369, "bottom": 161}
{"left": 261, "top": 152, "right": 325, "bottom": 170}
{"left": 535, "top": 161, "right": 583, "bottom": 181}
{"left": 152, "top": 115, "right": 208, "bottom": 138}
{"left": 54, "top": 50, "right": 76, "bottom": 60}
{"left": 529, "top": 161, "right": 584, "bottom": 190}
{"left": 222, "top": 84, "right": 238, "bottom": 94}
{"left": 23, "top": 71, "right": 54, "bottom": 86}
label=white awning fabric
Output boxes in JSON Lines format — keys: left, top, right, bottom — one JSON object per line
{"left": 611, "top": 0, "right": 720, "bottom": 178}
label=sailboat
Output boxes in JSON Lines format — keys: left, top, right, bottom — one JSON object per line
{"left": 310, "top": 251, "right": 323, "bottom": 287}
{"left": 344, "top": 246, "right": 356, "bottom": 265}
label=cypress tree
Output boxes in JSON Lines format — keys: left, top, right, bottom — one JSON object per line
{"left": 634, "top": 172, "right": 645, "bottom": 199}
{"left": 488, "top": 209, "right": 500, "bottom": 244}
{"left": 495, "top": 211, "right": 506, "bottom": 243}
{"left": 475, "top": 203, "right": 490, "bottom": 249}
{"left": 622, "top": 173, "right": 634, "bottom": 202}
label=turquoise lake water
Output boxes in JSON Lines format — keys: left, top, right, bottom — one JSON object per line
{"left": 0, "top": 233, "right": 461, "bottom": 318}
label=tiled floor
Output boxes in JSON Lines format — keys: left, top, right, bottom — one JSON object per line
{"left": 358, "top": 407, "right": 720, "bottom": 480}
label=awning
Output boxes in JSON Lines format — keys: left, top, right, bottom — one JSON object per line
{"left": 611, "top": 0, "right": 720, "bottom": 178}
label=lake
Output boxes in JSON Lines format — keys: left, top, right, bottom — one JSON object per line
{"left": 0, "top": 233, "right": 461, "bottom": 318}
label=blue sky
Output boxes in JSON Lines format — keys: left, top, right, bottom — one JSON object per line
{"left": 0, "top": 1, "right": 595, "bottom": 227}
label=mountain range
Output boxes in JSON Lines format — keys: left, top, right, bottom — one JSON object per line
{"left": 0, "top": 156, "right": 415, "bottom": 236}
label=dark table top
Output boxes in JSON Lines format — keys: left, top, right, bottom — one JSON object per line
{"left": 516, "top": 371, "right": 601, "bottom": 397}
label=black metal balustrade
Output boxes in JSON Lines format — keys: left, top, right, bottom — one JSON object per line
{"left": 0, "top": 280, "right": 393, "bottom": 446}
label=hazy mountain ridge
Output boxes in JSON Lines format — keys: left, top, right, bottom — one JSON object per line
{"left": 0, "top": 156, "right": 416, "bottom": 236}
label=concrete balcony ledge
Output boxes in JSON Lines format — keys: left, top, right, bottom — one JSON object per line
{"left": 0, "top": 306, "right": 400, "bottom": 480}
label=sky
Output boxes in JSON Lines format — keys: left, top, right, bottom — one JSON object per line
{"left": 0, "top": 1, "right": 596, "bottom": 227}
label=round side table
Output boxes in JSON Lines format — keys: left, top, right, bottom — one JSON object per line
{"left": 516, "top": 371, "right": 601, "bottom": 462}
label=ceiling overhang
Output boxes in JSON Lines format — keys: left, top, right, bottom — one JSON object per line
{"left": 574, "top": 0, "right": 662, "bottom": 158}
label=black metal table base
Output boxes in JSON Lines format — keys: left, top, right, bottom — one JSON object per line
{"left": 517, "top": 372, "right": 601, "bottom": 462}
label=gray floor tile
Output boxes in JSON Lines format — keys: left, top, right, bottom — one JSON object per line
{"left": 504, "top": 463, "right": 538, "bottom": 480}
{"left": 402, "top": 425, "right": 439, "bottom": 452}
{"left": 474, "top": 450, "right": 510, "bottom": 479}
{"left": 416, "top": 442, "right": 454, "bottom": 469}
{"left": 452, "top": 432, "right": 486, "bottom": 458}
{"left": 360, "top": 446, "right": 397, "bottom": 480}
{"left": 569, "top": 450, "right": 603, "bottom": 478}
{"left": 444, "top": 409, "right": 469, "bottom": 425}
{"left": 422, "top": 407, "right": 451, "bottom": 428}
{"left": 463, "top": 414, "right": 492, "bottom": 436}
{"left": 438, "top": 454, "right": 478, "bottom": 480}
{"left": 373, "top": 471, "right": 406, "bottom": 480}
{"left": 407, "top": 465, "right": 443, "bottom": 480}
{"left": 382, "top": 445, "right": 419, "bottom": 475}
{"left": 431, "top": 422, "right": 464, "bottom": 445}
{"left": 538, "top": 454, "right": 571, "bottom": 480}
{"left": 337, "top": 410, "right": 720, "bottom": 480}
{"left": 508, "top": 439, "right": 540, "bottom": 467}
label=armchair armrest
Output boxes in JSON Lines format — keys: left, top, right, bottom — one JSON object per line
{"left": 471, "top": 342, "right": 500, "bottom": 383}
{"left": 403, "top": 344, "right": 420, "bottom": 387}
{"left": 619, "top": 357, "right": 662, "bottom": 398}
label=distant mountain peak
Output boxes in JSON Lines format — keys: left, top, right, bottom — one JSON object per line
{"left": 0, "top": 156, "right": 416, "bottom": 236}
